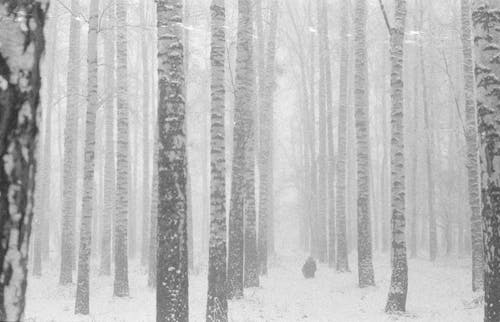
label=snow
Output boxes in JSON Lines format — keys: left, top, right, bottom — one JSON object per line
{"left": 25, "top": 253, "right": 482, "bottom": 321}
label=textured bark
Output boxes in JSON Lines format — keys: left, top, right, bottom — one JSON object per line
{"left": 354, "top": 0, "right": 375, "bottom": 288}
{"left": 156, "top": 0, "right": 189, "bottom": 321}
{"left": 0, "top": 1, "right": 48, "bottom": 319}
{"left": 206, "top": 2, "right": 227, "bottom": 320}
{"left": 410, "top": 48, "right": 418, "bottom": 259}
{"left": 385, "top": 0, "right": 408, "bottom": 313}
{"left": 461, "top": 0, "right": 483, "bottom": 292}
{"left": 60, "top": 0, "right": 81, "bottom": 285}
{"left": 472, "top": 2, "right": 500, "bottom": 320}
{"left": 114, "top": 0, "right": 129, "bottom": 297}
{"left": 258, "top": 0, "right": 278, "bottom": 277}
{"left": 320, "top": 0, "right": 335, "bottom": 268}
{"left": 228, "top": 0, "right": 255, "bottom": 299}
{"left": 100, "top": 0, "right": 115, "bottom": 276}
{"left": 75, "top": 0, "right": 99, "bottom": 313}
{"left": 316, "top": 0, "right": 328, "bottom": 264}
{"left": 336, "top": 0, "right": 350, "bottom": 273}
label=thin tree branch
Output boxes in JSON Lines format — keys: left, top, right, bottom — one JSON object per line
{"left": 378, "top": 0, "right": 392, "bottom": 35}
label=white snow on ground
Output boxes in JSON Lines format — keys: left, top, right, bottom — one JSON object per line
{"left": 25, "top": 254, "right": 482, "bottom": 322}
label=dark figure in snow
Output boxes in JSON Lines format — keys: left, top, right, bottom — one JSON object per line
{"left": 302, "top": 256, "right": 317, "bottom": 278}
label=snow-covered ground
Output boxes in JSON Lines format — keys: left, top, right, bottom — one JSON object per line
{"left": 25, "top": 253, "right": 482, "bottom": 321}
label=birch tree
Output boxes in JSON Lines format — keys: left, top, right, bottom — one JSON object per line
{"left": 316, "top": 0, "right": 328, "bottom": 264}
{"left": 156, "top": 0, "right": 189, "bottom": 320}
{"left": 354, "top": 0, "right": 375, "bottom": 288}
{"left": 100, "top": 0, "right": 115, "bottom": 276}
{"left": 258, "top": 0, "right": 278, "bottom": 277}
{"left": 461, "top": 0, "right": 483, "bottom": 292}
{"left": 228, "top": 0, "right": 254, "bottom": 299}
{"left": 472, "top": 1, "right": 500, "bottom": 320}
{"left": 60, "top": 0, "right": 81, "bottom": 285}
{"left": 385, "top": 0, "right": 408, "bottom": 313}
{"left": 336, "top": 0, "right": 350, "bottom": 273}
{"left": 0, "top": 1, "right": 49, "bottom": 319}
{"left": 75, "top": 0, "right": 99, "bottom": 313}
{"left": 114, "top": 0, "right": 129, "bottom": 297}
{"left": 206, "top": 1, "right": 227, "bottom": 320}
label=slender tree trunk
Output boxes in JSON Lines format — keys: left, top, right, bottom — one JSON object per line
{"left": 60, "top": 0, "right": 82, "bottom": 285}
{"left": 148, "top": 122, "right": 158, "bottom": 288}
{"left": 100, "top": 0, "right": 115, "bottom": 276}
{"left": 258, "top": 0, "right": 278, "bottom": 277}
{"left": 320, "top": 0, "right": 336, "bottom": 268}
{"left": 206, "top": 2, "right": 227, "bottom": 320}
{"left": 75, "top": 0, "right": 99, "bottom": 313}
{"left": 416, "top": 1, "right": 436, "bottom": 262}
{"left": 336, "top": 0, "right": 350, "bottom": 273}
{"left": 354, "top": 0, "right": 375, "bottom": 288}
{"left": 156, "top": 1, "right": 189, "bottom": 320}
{"left": 0, "top": 1, "right": 48, "bottom": 320}
{"left": 410, "top": 49, "right": 418, "bottom": 259}
{"left": 114, "top": 0, "right": 130, "bottom": 297}
{"left": 473, "top": 2, "right": 500, "bottom": 320}
{"left": 316, "top": 0, "right": 328, "bottom": 264}
{"left": 461, "top": 0, "right": 483, "bottom": 293}
{"left": 385, "top": 0, "right": 408, "bottom": 313}
{"left": 228, "top": 0, "right": 255, "bottom": 299}
{"left": 140, "top": 0, "right": 151, "bottom": 268}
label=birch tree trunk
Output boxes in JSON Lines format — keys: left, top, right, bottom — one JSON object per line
{"left": 75, "top": 0, "right": 99, "bottom": 313}
{"left": 228, "top": 0, "right": 255, "bottom": 299}
{"left": 336, "top": 0, "right": 350, "bottom": 273}
{"left": 114, "top": 0, "right": 130, "bottom": 297}
{"left": 385, "top": 0, "right": 408, "bottom": 313}
{"left": 100, "top": 0, "right": 115, "bottom": 276}
{"left": 258, "top": 0, "right": 278, "bottom": 277}
{"left": 156, "top": 0, "right": 189, "bottom": 320}
{"left": 354, "top": 0, "right": 375, "bottom": 288}
{"left": 320, "top": 0, "right": 336, "bottom": 268}
{"left": 316, "top": 0, "right": 328, "bottom": 264}
{"left": 472, "top": 2, "right": 500, "bottom": 320}
{"left": 60, "top": 0, "right": 81, "bottom": 285}
{"left": 243, "top": 0, "right": 258, "bottom": 287}
{"left": 0, "top": 1, "right": 48, "bottom": 320}
{"left": 206, "top": 1, "right": 227, "bottom": 320}
{"left": 461, "top": 0, "right": 483, "bottom": 293}
{"left": 140, "top": 0, "right": 151, "bottom": 268}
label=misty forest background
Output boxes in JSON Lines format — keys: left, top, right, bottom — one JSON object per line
{"left": 1, "top": 0, "right": 500, "bottom": 321}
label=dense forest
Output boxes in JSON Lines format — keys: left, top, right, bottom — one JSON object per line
{"left": 0, "top": 0, "right": 499, "bottom": 321}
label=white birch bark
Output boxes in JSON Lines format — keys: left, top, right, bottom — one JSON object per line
{"left": 75, "top": 0, "right": 99, "bottom": 313}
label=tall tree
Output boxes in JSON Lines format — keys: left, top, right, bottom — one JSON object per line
{"left": 316, "top": 0, "right": 328, "bottom": 264}
{"left": 417, "top": 0, "right": 437, "bottom": 262}
{"left": 354, "top": 0, "right": 375, "bottom": 288}
{"left": 320, "top": 0, "right": 336, "bottom": 268}
{"left": 385, "top": 0, "right": 408, "bottom": 313}
{"left": 258, "top": 0, "right": 278, "bottom": 276}
{"left": 156, "top": 0, "right": 189, "bottom": 320}
{"left": 0, "top": 1, "right": 48, "bottom": 320}
{"left": 473, "top": 1, "right": 500, "bottom": 320}
{"left": 148, "top": 120, "right": 159, "bottom": 288}
{"left": 75, "top": 0, "right": 99, "bottom": 313}
{"left": 60, "top": 0, "right": 82, "bottom": 285}
{"left": 206, "top": 1, "right": 228, "bottom": 320}
{"left": 461, "top": 0, "right": 483, "bottom": 292}
{"left": 140, "top": 0, "right": 151, "bottom": 267}
{"left": 228, "top": 0, "right": 255, "bottom": 299}
{"left": 114, "top": 0, "right": 130, "bottom": 297}
{"left": 336, "top": 0, "right": 350, "bottom": 273}
{"left": 100, "top": 0, "right": 116, "bottom": 276}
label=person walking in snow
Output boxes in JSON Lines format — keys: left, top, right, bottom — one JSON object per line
{"left": 302, "top": 256, "right": 317, "bottom": 278}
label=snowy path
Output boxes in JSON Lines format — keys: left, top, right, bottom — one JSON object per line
{"left": 25, "top": 254, "right": 481, "bottom": 321}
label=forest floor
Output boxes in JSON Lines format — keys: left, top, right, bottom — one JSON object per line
{"left": 25, "top": 253, "right": 482, "bottom": 322}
